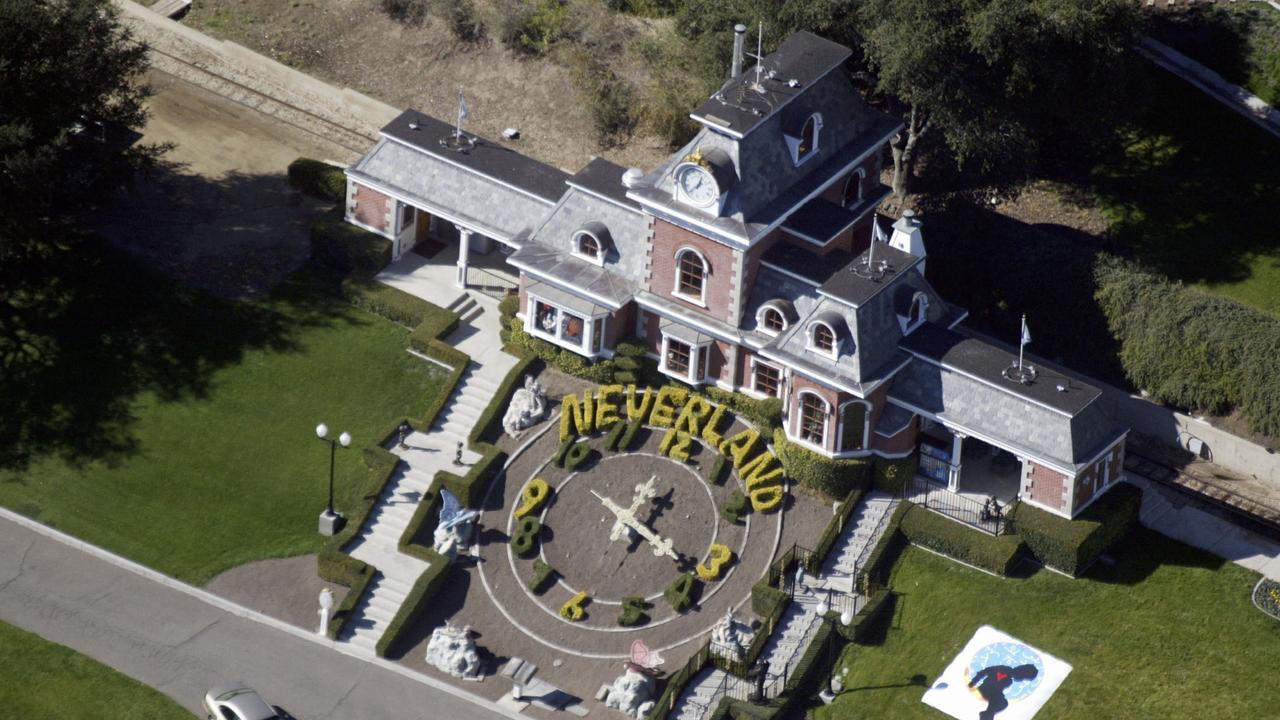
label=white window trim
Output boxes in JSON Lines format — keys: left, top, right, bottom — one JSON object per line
{"left": 672, "top": 246, "right": 710, "bottom": 307}
{"left": 749, "top": 357, "right": 783, "bottom": 399}
{"left": 526, "top": 293, "right": 608, "bottom": 358}
{"left": 571, "top": 229, "right": 606, "bottom": 267}
{"left": 843, "top": 167, "right": 866, "bottom": 207}
{"left": 793, "top": 390, "right": 831, "bottom": 451}
{"left": 836, "top": 399, "right": 872, "bottom": 454}
{"left": 756, "top": 305, "right": 789, "bottom": 337}
{"left": 806, "top": 321, "right": 839, "bottom": 359}
{"left": 659, "top": 333, "right": 709, "bottom": 385}
{"left": 899, "top": 293, "right": 930, "bottom": 334}
{"left": 785, "top": 113, "right": 823, "bottom": 167}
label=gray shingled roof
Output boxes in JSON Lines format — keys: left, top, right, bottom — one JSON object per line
{"left": 887, "top": 353, "right": 1124, "bottom": 471}
{"left": 347, "top": 138, "right": 557, "bottom": 242}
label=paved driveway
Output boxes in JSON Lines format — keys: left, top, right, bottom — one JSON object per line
{"left": 0, "top": 515, "right": 508, "bottom": 720}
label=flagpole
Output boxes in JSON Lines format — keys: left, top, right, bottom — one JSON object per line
{"left": 455, "top": 88, "right": 463, "bottom": 140}
{"left": 1018, "top": 314, "right": 1026, "bottom": 372}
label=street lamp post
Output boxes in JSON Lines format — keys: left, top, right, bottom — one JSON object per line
{"left": 316, "top": 423, "right": 352, "bottom": 536}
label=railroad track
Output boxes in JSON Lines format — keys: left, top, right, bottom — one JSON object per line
{"left": 145, "top": 44, "right": 376, "bottom": 157}
{"left": 1125, "top": 448, "right": 1280, "bottom": 543}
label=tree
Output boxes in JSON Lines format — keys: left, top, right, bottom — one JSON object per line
{"left": 855, "top": 0, "right": 1142, "bottom": 200}
{"left": 0, "top": 0, "right": 163, "bottom": 467}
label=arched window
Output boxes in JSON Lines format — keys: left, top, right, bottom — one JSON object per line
{"left": 675, "top": 249, "right": 707, "bottom": 301}
{"left": 811, "top": 323, "right": 835, "bottom": 354}
{"left": 843, "top": 168, "right": 866, "bottom": 207}
{"left": 576, "top": 232, "right": 600, "bottom": 260}
{"left": 762, "top": 307, "right": 786, "bottom": 334}
{"left": 839, "top": 401, "right": 869, "bottom": 453}
{"left": 799, "top": 114, "right": 820, "bottom": 159}
{"left": 908, "top": 293, "right": 928, "bottom": 328}
{"left": 798, "top": 392, "right": 829, "bottom": 446}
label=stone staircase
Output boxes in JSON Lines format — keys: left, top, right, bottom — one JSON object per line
{"left": 668, "top": 492, "right": 899, "bottom": 720}
{"left": 445, "top": 293, "right": 485, "bottom": 326}
{"left": 337, "top": 293, "right": 516, "bottom": 654}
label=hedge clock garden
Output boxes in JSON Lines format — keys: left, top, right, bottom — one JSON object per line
{"left": 474, "top": 383, "right": 796, "bottom": 659}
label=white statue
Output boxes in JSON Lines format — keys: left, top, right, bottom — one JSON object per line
{"left": 710, "top": 610, "right": 750, "bottom": 662}
{"left": 425, "top": 623, "right": 484, "bottom": 679}
{"left": 433, "top": 489, "right": 478, "bottom": 559}
{"left": 594, "top": 476, "right": 678, "bottom": 561}
{"left": 317, "top": 587, "right": 335, "bottom": 637}
{"left": 503, "top": 375, "right": 547, "bottom": 438}
{"left": 604, "top": 667, "right": 656, "bottom": 719}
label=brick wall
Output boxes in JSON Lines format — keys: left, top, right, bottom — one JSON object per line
{"left": 871, "top": 419, "right": 917, "bottom": 456}
{"left": 1072, "top": 439, "right": 1126, "bottom": 514}
{"left": 350, "top": 182, "right": 392, "bottom": 233}
{"left": 788, "top": 373, "right": 841, "bottom": 454}
{"left": 648, "top": 219, "right": 737, "bottom": 324}
{"left": 1026, "top": 461, "right": 1071, "bottom": 515}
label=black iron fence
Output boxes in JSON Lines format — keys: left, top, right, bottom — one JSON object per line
{"left": 465, "top": 265, "right": 518, "bottom": 299}
{"left": 902, "top": 474, "right": 1008, "bottom": 536}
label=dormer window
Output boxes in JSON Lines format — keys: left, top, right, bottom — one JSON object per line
{"left": 674, "top": 248, "right": 708, "bottom": 304}
{"left": 763, "top": 308, "right": 786, "bottom": 334}
{"left": 812, "top": 323, "right": 835, "bottom": 353}
{"left": 787, "top": 113, "right": 823, "bottom": 166}
{"left": 571, "top": 223, "right": 610, "bottom": 267}
{"left": 908, "top": 293, "right": 928, "bottom": 328}
{"left": 843, "top": 168, "right": 866, "bottom": 207}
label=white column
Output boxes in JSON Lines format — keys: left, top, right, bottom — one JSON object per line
{"left": 947, "top": 432, "right": 965, "bottom": 492}
{"left": 456, "top": 227, "right": 472, "bottom": 289}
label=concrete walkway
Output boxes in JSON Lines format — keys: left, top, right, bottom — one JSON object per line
{"left": 1128, "top": 477, "right": 1280, "bottom": 581}
{"left": 1138, "top": 35, "right": 1280, "bottom": 140}
{"left": 0, "top": 512, "right": 511, "bottom": 720}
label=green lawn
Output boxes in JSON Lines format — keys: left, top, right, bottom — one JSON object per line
{"left": 1092, "top": 66, "right": 1280, "bottom": 315}
{"left": 0, "top": 254, "right": 447, "bottom": 584}
{"left": 0, "top": 620, "right": 192, "bottom": 719}
{"left": 813, "top": 529, "right": 1280, "bottom": 719}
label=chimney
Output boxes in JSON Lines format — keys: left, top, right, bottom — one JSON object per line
{"left": 731, "top": 24, "right": 747, "bottom": 79}
{"left": 889, "top": 209, "right": 927, "bottom": 275}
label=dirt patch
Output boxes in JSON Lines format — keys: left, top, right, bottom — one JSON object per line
{"left": 93, "top": 70, "right": 339, "bottom": 296}
{"left": 204, "top": 554, "right": 348, "bottom": 631}
{"left": 185, "top": 0, "right": 672, "bottom": 174}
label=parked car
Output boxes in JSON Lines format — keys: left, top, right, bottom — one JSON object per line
{"left": 202, "top": 682, "right": 283, "bottom": 720}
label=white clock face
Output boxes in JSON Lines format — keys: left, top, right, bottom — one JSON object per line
{"left": 677, "top": 165, "right": 718, "bottom": 208}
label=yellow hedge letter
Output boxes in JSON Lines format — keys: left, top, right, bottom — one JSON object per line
{"left": 674, "top": 395, "right": 713, "bottom": 436}
{"left": 560, "top": 591, "right": 589, "bottom": 621}
{"left": 720, "top": 429, "right": 761, "bottom": 468}
{"left": 701, "top": 402, "right": 731, "bottom": 448}
{"left": 625, "top": 385, "right": 654, "bottom": 423}
{"left": 596, "top": 384, "right": 623, "bottom": 428}
{"left": 696, "top": 544, "right": 735, "bottom": 581}
{"left": 515, "top": 478, "right": 551, "bottom": 519}
{"left": 651, "top": 386, "right": 687, "bottom": 428}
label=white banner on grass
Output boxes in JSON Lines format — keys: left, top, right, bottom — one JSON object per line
{"left": 921, "top": 625, "right": 1072, "bottom": 720}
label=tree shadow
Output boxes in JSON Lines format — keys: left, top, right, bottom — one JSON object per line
{"left": 1087, "top": 525, "right": 1225, "bottom": 586}
{"left": 0, "top": 164, "right": 346, "bottom": 472}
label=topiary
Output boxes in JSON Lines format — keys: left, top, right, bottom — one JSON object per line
{"left": 563, "top": 441, "right": 593, "bottom": 471}
{"left": 529, "top": 559, "right": 557, "bottom": 593}
{"left": 664, "top": 572, "right": 698, "bottom": 613}
{"left": 511, "top": 516, "right": 542, "bottom": 557}
{"left": 617, "top": 596, "right": 649, "bottom": 626}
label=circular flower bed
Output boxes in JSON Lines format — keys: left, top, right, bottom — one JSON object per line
{"left": 1254, "top": 578, "right": 1280, "bottom": 621}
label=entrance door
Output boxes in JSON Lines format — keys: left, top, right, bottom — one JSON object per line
{"left": 395, "top": 203, "right": 417, "bottom": 259}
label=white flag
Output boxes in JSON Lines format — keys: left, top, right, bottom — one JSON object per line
{"left": 457, "top": 92, "right": 470, "bottom": 124}
{"left": 1021, "top": 318, "right": 1032, "bottom": 347}
{"left": 873, "top": 217, "right": 888, "bottom": 244}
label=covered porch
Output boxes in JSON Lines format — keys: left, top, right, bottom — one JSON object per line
{"left": 906, "top": 420, "right": 1024, "bottom": 535}
{"left": 376, "top": 232, "right": 519, "bottom": 312}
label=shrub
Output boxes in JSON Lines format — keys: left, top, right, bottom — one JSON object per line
{"left": 859, "top": 502, "right": 910, "bottom": 592}
{"left": 529, "top": 559, "right": 557, "bottom": 593}
{"left": 704, "top": 388, "right": 783, "bottom": 431}
{"left": 696, "top": 544, "right": 734, "bottom": 581}
{"left": 563, "top": 440, "right": 592, "bottom": 471}
{"left": 617, "top": 596, "right": 649, "bottom": 626}
{"left": 619, "top": 419, "right": 644, "bottom": 451}
{"left": 375, "top": 549, "right": 451, "bottom": 657}
{"left": 379, "top": 0, "right": 429, "bottom": 25}
{"left": 560, "top": 590, "right": 589, "bottom": 621}
{"left": 341, "top": 276, "right": 437, "bottom": 328}
{"left": 566, "top": 47, "right": 636, "bottom": 148}
{"left": 772, "top": 428, "right": 871, "bottom": 498}
{"left": 811, "top": 487, "right": 867, "bottom": 572}
{"left": 720, "top": 488, "right": 747, "bottom": 524}
{"left": 492, "top": 0, "right": 571, "bottom": 56}
{"left": 708, "top": 453, "right": 729, "bottom": 485}
{"left": 432, "top": 0, "right": 483, "bottom": 41}
{"left": 498, "top": 293, "right": 520, "bottom": 322}
{"left": 310, "top": 207, "right": 392, "bottom": 278}
{"left": 604, "top": 420, "right": 627, "bottom": 451}
{"left": 873, "top": 454, "right": 917, "bottom": 495}
{"left": 554, "top": 437, "right": 574, "bottom": 467}
{"left": 750, "top": 576, "right": 788, "bottom": 619}
{"left": 1095, "top": 255, "right": 1280, "bottom": 436}
{"left": 511, "top": 516, "right": 542, "bottom": 557}
{"left": 900, "top": 505, "right": 1024, "bottom": 575}
{"left": 615, "top": 337, "right": 647, "bottom": 357}
{"left": 398, "top": 488, "right": 441, "bottom": 561}
{"left": 1009, "top": 482, "right": 1142, "bottom": 576}
{"left": 664, "top": 572, "right": 697, "bottom": 613}
{"left": 287, "top": 158, "right": 346, "bottom": 202}
{"left": 325, "top": 564, "right": 375, "bottom": 639}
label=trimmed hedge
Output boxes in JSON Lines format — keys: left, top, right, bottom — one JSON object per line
{"left": 831, "top": 586, "right": 895, "bottom": 644}
{"left": 605, "top": 420, "right": 627, "bottom": 451}
{"left": 469, "top": 355, "right": 541, "bottom": 445}
{"left": 512, "top": 515, "right": 542, "bottom": 557}
{"left": 772, "top": 428, "right": 871, "bottom": 499}
{"left": 873, "top": 453, "right": 918, "bottom": 495}
{"left": 287, "top": 158, "right": 347, "bottom": 202}
{"left": 859, "top": 501, "right": 911, "bottom": 592}
{"left": 703, "top": 387, "right": 784, "bottom": 431}
{"left": 563, "top": 441, "right": 593, "bottom": 471}
{"left": 707, "top": 453, "right": 729, "bottom": 485}
{"left": 719, "top": 489, "right": 747, "bottom": 524}
{"left": 530, "top": 559, "right": 557, "bottom": 593}
{"left": 398, "top": 488, "right": 441, "bottom": 562}
{"left": 665, "top": 573, "right": 698, "bottom": 613}
{"left": 899, "top": 504, "right": 1025, "bottom": 576}
{"left": 1009, "top": 482, "right": 1143, "bottom": 576}
{"left": 310, "top": 207, "right": 392, "bottom": 278}
{"left": 1095, "top": 255, "right": 1280, "bottom": 437}
{"left": 325, "top": 563, "right": 375, "bottom": 639}
{"left": 617, "top": 596, "right": 650, "bottom": 626}
{"left": 620, "top": 418, "right": 644, "bottom": 451}
{"left": 375, "top": 549, "right": 452, "bottom": 657}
